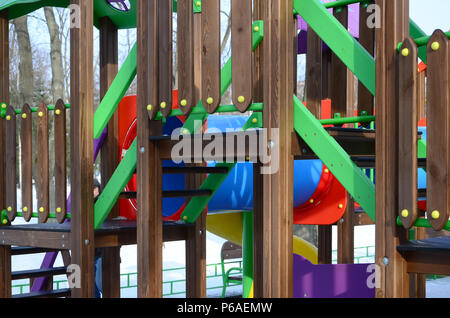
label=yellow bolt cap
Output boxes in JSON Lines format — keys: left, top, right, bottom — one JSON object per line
{"left": 309, "top": 199, "right": 314, "bottom": 204}
{"left": 147, "top": 104, "right": 152, "bottom": 111}
{"left": 183, "top": 129, "right": 189, "bottom": 135}
{"left": 207, "top": 97, "right": 214, "bottom": 105}
{"left": 431, "top": 41, "right": 440, "bottom": 51}
{"left": 38, "top": 111, "right": 44, "bottom": 117}
{"left": 431, "top": 210, "right": 440, "bottom": 219}
{"left": 252, "top": 118, "right": 258, "bottom": 124}
{"left": 183, "top": 216, "right": 188, "bottom": 221}
{"left": 6, "top": 115, "right": 11, "bottom": 121}
{"left": 401, "top": 48, "right": 409, "bottom": 57}
{"left": 180, "top": 99, "right": 187, "bottom": 107}
{"left": 238, "top": 96, "right": 245, "bottom": 103}
{"left": 55, "top": 109, "right": 61, "bottom": 115}
{"left": 2, "top": 219, "right": 7, "bottom": 225}
{"left": 23, "top": 206, "right": 28, "bottom": 212}
{"left": 56, "top": 207, "right": 62, "bottom": 213}
{"left": 338, "top": 204, "right": 344, "bottom": 209}
{"left": 1, "top": 103, "right": 6, "bottom": 109}
{"left": 39, "top": 207, "right": 44, "bottom": 213}
{"left": 7, "top": 206, "right": 12, "bottom": 212}
{"left": 254, "top": 26, "right": 259, "bottom": 32}
{"left": 196, "top": 1, "right": 201, "bottom": 7}
{"left": 324, "top": 168, "right": 329, "bottom": 174}
{"left": 160, "top": 102, "right": 167, "bottom": 109}
{"left": 22, "top": 113, "right": 27, "bottom": 119}
{"left": 401, "top": 209, "right": 409, "bottom": 218}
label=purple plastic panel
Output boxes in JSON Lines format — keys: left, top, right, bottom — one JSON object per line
{"left": 293, "top": 254, "right": 376, "bottom": 298}
{"left": 297, "top": 2, "right": 360, "bottom": 54}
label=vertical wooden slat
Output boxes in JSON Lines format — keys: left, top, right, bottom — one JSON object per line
{"left": 416, "top": 69, "right": 426, "bottom": 123}
{"left": 232, "top": 0, "right": 253, "bottom": 112}
{"left": 201, "top": 0, "right": 221, "bottom": 113}
{"left": 252, "top": 0, "right": 265, "bottom": 298}
{"left": 322, "top": 49, "right": 332, "bottom": 99}
{"left": 306, "top": 29, "right": 322, "bottom": 118}
{"left": 330, "top": 7, "right": 348, "bottom": 116}
{"left": 20, "top": 104, "right": 33, "bottom": 222}
{"left": 178, "top": 0, "right": 195, "bottom": 115}
{"left": 5, "top": 106, "right": 16, "bottom": 222}
{"left": 99, "top": 16, "right": 121, "bottom": 299}
{"left": 185, "top": 10, "right": 206, "bottom": 298}
{"left": 398, "top": 37, "right": 418, "bottom": 230}
{"left": 261, "top": 0, "right": 294, "bottom": 297}
{"left": 338, "top": 194, "right": 355, "bottom": 264}
{"left": 426, "top": 30, "right": 449, "bottom": 231}
{"left": 137, "top": 0, "right": 163, "bottom": 298}
{"left": 158, "top": 0, "right": 173, "bottom": 118}
{"left": 318, "top": 225, "right": 332, "bottom": 264}
{"left": 70, "top": 0, "right": 95, "bottom": 298}
{"left": 54, "top": 100, "right": 67, "bottom": 224}
{"left": 36, "top": 102, "right": 49, "bottom": 223}
{"left": 375, "top": 0, "right": 410, "bottom": 298}
{"left": 0, "top": 8, "right": 11, "bottom": 298}
{"left": 358, "top": 2, "right": 375, "bottom": 117}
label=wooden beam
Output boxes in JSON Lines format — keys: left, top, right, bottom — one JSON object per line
{"left": 136, "top": 0, "right": 163, "bottom": 298}
{"left": 306, "top": 29, "right": 322, "bottom": 118}
{"left": 99, "top": 16, "right": 120, "bottom": 299}
{"left": 260, "top": 0, "right": 294, "bottom": 297}
{"left": 318, "top": 225, "right": 332, "bottom": 264}
{"left": 375, "top": 0, "right": 411, "bottom": 298}
{"left": 338, "top": 194, "right": 355, "bottom": 264}
{"left": 70, "top": 0, "right": 95, "bottom": 298}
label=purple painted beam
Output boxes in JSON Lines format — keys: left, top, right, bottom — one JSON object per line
{"left": 293, "top": 254, "right": 375, "bottom": 298}
{"left": 31, "top": 128, "right": 108, "bottom": 292}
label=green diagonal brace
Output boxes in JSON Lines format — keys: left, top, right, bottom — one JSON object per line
{"left": 94, "top": 139, "right": 137, "bottom": 229}
{"left": 293, "top": 95, "right": 376, "bottom": 221}
{"left": 94, "top": 43, "right": 137, "bottom": 139}
{"left": 293, "top": 0, "right": 375, "bottom": 95}
{"left": 93, "top": 21, "right": 264, "bottom": 228}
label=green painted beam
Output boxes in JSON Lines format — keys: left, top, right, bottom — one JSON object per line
{"left": 293, "top": 95, "right": 375, "bottom": 221}
{"left": 93, "top": 43, "right": 137, "bottom": 139}
{"left": 94, "top": 139, "right": 137, "bottom": 229}
{"left": 293, "top": 0, "right": 375, "bottom": 95}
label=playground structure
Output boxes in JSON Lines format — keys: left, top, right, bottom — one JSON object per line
{"left": 0, "top": 0, "right": 448, "bottom": 298}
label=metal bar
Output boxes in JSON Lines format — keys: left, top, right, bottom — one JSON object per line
{"left": 324, "top": 0, "right": 371, "bottom": 9}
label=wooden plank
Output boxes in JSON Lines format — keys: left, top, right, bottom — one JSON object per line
{"left": 158, "top": 0, "right": 173, "bottom": 118}
{"left": 426, "top": 30, "right": 449, "bottom": 231}
{"left": 318, "top": 225, "right": 332, "bottom": 264}
{"left": 398, "top": 37, "right": 418, "bottom": 230}
{"left": 330, "top": 7, "right": 349, "bottom": 116}
{"left": 260, "top": 0, "right": 294, "bottom": 297}
{"left": 337, "top": 194, "right": 355, "bottom": 264}
{"left": 54, "top": 100, "right": 67, "bottom": 224}
{"left": 405, "top": 252, "right": 450, "bottom": 276}
{"left": 201, "top": 0, "right": 221, "bottom": 113}
{"left": 306, "top": 29, "right": 322, "bottom": 118}
{"left": 5, "top": 106, "right": 16, "bottom": 222}
{"left": 178, "top": 0, "right": 195, "bottom": 115}
{"left": 20, "top": 104, "right": 33, "bottom": 222}
{"left": 375, "top": 0, "right": 411, "bottom": 298}
{"left": 185, "top": 11, "right": 206, "bottom": 298}
{"left": 252, "top": 0, "right": 265, "bottom": 298}
{"left": 322, "top": 50, "right": 332, "bottom": 99}
{"left": 36, "top": 102, "right": 49, "bottom": 224}
{"left": 137, "top": 0, "right": 163, "bottom": 298}
{"left": 416, "top": 69, "right": 426, "bottom": 123}
{"left": 70, "top": 0, "right": 95, "bottom": 298}
{"left": 232, "top": 0, "right": 253, "bottom": 112}
{"left": 0, "top": 230, "right": 70, "bottom": 250}
{"left": 358, "top": 3, "right": 375, "bottom": 117}
{"left": 0, "top": 8, "right": 10, "bottom": 298}
{"left": 99, "top": 16, "right": 120, "bottom": 299}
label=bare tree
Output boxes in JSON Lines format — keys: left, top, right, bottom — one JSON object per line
{"left": 44, "top": 7, "right": 65, "bottom": 102}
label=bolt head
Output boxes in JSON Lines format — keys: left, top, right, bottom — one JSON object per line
{"left": 401, "top": 209, "right": 409, "bottom": 218}
{"left": 180, "top": 99, "right": 187, "bottom": 107}
{"left": 382, "top": 257, "right": 389, "bottom": 265}
{"left": 160, "top": 102, "right": 166, "bottom": 109}
{"left": 147, "top": 104, "right": 152, "bottom": 111}
{"left": 85, "top": 239, "right": 90, "bottom": 245}
{"left": 55, "top": 109, "right": 61, "bottom": 115}
{"left": 6, "top": 115, "right": 11, "bottom": 121}
{"left": 22, "top": 113, "right": 27, "bottom": 119}
{"left": 254, "top": 26, "right": 259, "bottom": 32}
{"left": 431, "top": 210, "right": 440, "bottom": 219}
{"left": 38, "top": 112, "right": 44, "bottom": 118}
{"left": 237, "top": 96, "right": 245, "bottom": 103}
{"left": 401, "top": 48, "right": 409, "bottom": 57}
{"left": 431, "top": 41, "right": 440, "bottom": 51}
{"left": 207, "top": 97, "right": 214, "bottom": 105}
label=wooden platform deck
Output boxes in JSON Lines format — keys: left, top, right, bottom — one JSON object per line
{"left": 397, "top": 237, "right": 450, "bottom": 276}
{"left": 0, "top": 220, "right": 194, "bottom": 250}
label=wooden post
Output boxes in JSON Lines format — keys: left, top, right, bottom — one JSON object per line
{"left": 252, "top": 0, "right": 265, "bottom": 298}
{"left": 99, "top": 17, "right": 120, "bottom": 298}
{"left": 375, "top": 0, "right": 410, "bottom": 298}
{"left": 337, "top": 194, "right": 355, "bottom": 264}
{"left": 70, "top": 0, "right": 95, "bottom": 298}
{"left": 306, "top": 29, "right": 322, "bottom": 118}
{"left": 0, "top": 9, "right": 10, "bottom": 297}
{"left": 260, "top": 0, "right": 294, "bottom": 297}
{"left": 185, "top": 10, "right": 206, "bottom": 298}
{"left": 136, "top": 0, "right": 163, "bottom": 298}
